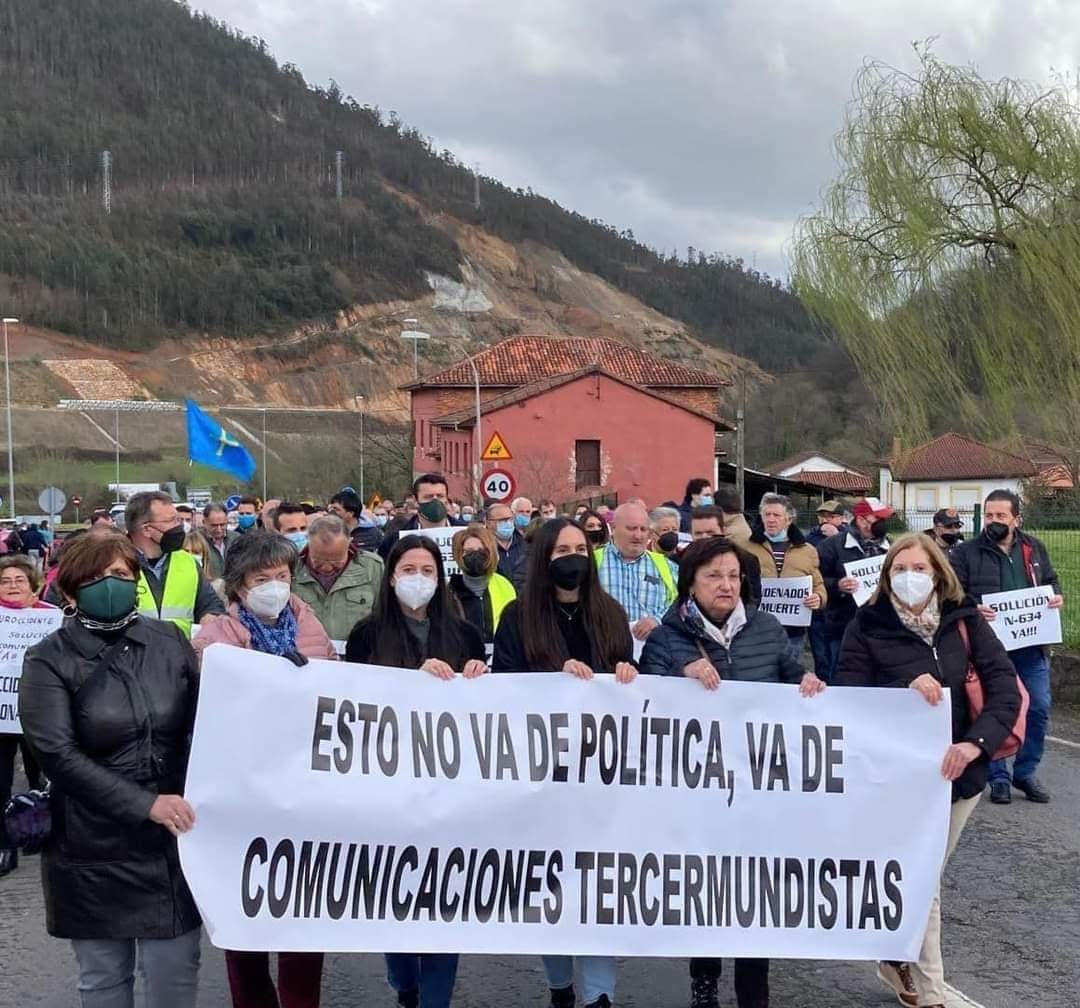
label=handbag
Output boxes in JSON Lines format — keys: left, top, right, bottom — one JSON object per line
{"left": 3, "top": 635, "right": 132, "bottom": 854}
{"left": 957, "top": 618, "right": 1029, "bottom": 760}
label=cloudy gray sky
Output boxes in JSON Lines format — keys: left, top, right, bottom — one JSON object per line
{"left": 196, "top": 1, "right": 1080, "bottom": 278}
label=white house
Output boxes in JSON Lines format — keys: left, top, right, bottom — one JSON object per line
{"left": 768, "top": 451, "right": 870, "bottom": 496}
{"left": 879, "top": 433, "right": 1035, "bottom": 531}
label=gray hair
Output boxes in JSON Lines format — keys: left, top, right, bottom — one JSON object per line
{"left": 125, "top": 491, "right": 174, "bottom": 532}
{"left": 649, "top": 506, "right": 680, "bottom": 529}
{"left": 223, "top": 530, "right": 298, "bottom": 603}
{"left": 308, "top": 514, "right": 348, "bottom": 541}
{"left": 759, "top": 493, "right": 797, "bottom": 521}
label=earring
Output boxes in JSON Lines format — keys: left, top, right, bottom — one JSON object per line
{"left": 62, "top": 603, "right": 76, "bottom": 617}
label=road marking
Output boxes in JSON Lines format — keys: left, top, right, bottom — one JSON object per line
{"left": 1048, "top": 734, "right": 1080, "bottom": 750}
{"left": 945, "top": 981, "right": 988, "bottom": 1007}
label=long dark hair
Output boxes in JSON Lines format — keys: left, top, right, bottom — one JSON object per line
{"left": 578, "top": 509, "right": 609, "bottom": 546}
{"left": 368, "top": 534, "right": 470, "bottom": 669}
{"left": 519, "top": 518, "right": 629, "bottom": 672}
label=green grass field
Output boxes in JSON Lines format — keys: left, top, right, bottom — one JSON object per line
{"left": 1026, "top": 529, "right": 1080, "bottom": 649}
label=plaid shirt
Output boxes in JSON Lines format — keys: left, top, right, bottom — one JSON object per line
{"left": 597, "top": 544, "right": 675, "bottom": 622}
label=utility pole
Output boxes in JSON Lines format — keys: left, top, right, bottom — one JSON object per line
{"left": 2, "top": 318, "right": 17, "bottom": 519}
{"left": 355, "top": 394, "right": 366, "bottom": 505}
{"left": 101, "top": 150, "right": 112, "bottom": 215}
{"left": 261, "top": 407, "right": 268, "bottom": 502}
{"left": 735, "top": 371, "right": 746, "bottom": 511}
{"left": 473, "top": 163, "right": 481, "bottom": 210}
{"left": 335, "top": 150, "right": 343, "bottom": 202}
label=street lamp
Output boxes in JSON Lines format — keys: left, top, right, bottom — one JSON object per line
{"left": 354, "top": 394, "right": 365, "bottom": 504}
{"left": 400, "top": 325, "right": 430, "bottom": 379}
{"left": 2, "top": 318, "right": 17, "bottom": 519}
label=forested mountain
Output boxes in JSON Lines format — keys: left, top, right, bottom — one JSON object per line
{"left": 0, "top": 0, "right": 873, "bottom": 466}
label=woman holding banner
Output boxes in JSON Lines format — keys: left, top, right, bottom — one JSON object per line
{"left": 0, "top": 556, "right": 56, "bottom": 875}
{"left": 447, "top": 524, "right": 516, "bottom": 644}
{"left": 18, "top": 530, "right": 202, "bottom": 1008}
{"left": 194, "top": 530, "right": 335, "bottom": 1007}
{"left": 491, "top": 517, "right": 635, "bottom": 1008}
{"left": 836, "top": 533, "right": 1020, "bottom": 1008}
{"left": 638, "top": 535, "right": 823, "bottom": 1008}
{"left": 345, "top": 532, "right": 485, "bottom": 1008}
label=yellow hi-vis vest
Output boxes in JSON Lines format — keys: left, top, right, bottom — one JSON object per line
{"left": 487, "top": 572, "right": 516, "bottom": 630}
{"left": 137, "top": 549, "right": 199, "bottom": 638}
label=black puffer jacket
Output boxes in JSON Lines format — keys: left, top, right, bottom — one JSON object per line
{"left": 18, "top": 617, "right": 201, "bottom": 939}
{"left": 817, "top": 528, "right": 889, "bottom": 636}
{"left": 950, "top": 529, "right": 1060, "bottom": 599}
{"left": 639, "top": 600, "right": 802, "bottom": 684}
{"left": 835, "top": 593, "right": 1021, "bottom": 800}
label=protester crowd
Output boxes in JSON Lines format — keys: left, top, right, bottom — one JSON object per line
{"left": 1, "top": 473, "right": 1059, "bottom": 1008}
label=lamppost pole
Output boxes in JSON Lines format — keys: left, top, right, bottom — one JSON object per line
{"left": 356, "top": 394, "right": 366, "bottom": 505}
{"left": 2, "top": 317, "right": 18, "bottom": 519}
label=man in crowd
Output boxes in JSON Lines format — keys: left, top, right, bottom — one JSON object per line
{"left": 175, "top": 503, "right": 194, "bottom": 534}
{"left": 690, "top": 503, "right": 762, "bottom": 603}
{"left": 378, "top": 473, "right": 453, "bottom": 560}
{"left": 293, "top": 514, "right": 383, "bottom": 644}
{"left": 234, "top": 496, "right": 259, "bottom": 535}
{"left": 539, "top": 499, "right": 558, "bottom": 520}
{"left": 274, "top": 502, "right": 309, "bottom": 552}
{"left": 126, "top": 490, "right": 224, "bottom": 636}
{"left": 89, "top": 509, "right": 115, "bottom": 528}
{"left": 689, "top": 505, "right": 725, "bottom": 541}
{"left": 487, "top": 501, "right": 528, "bottom": 588}
{"left": 817, "top": 496, "right": 893, "bottom": 681}
{"left": 511, "top": 496, "right": 534, "bottom": 532}
{"left": 678, "top": 477, "right": 714, "bottom": 532}
{"left": 713, "top": 487, "right": 753, "bottom": 547}
{"left": 596, "top": 502, "right": 677, "bottom": 640}
{"left": 928, "top": 507, "right": 965, "bottom": 551}
{"left": 951, "top": 489, "right": 1062, "bottom": 805}
{"left": 200, "top": 502, "right": 235, "bottom": 581}
{"left": 805, "top": 500, "right": 846, "bottom": 547}
{"left": 329, "top": 489, "right": 381, "bottom": 553}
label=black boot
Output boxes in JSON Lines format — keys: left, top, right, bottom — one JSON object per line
{"left": 551, "top": 985, "right": 576, "bottom": 1008}
{"left": 584, "top": 997, "right": 611, "bottom": 1008}
{"left": 690, "top": 975, "right": 719, "bottom": 1008}
{"left": 396, "top": 989, "right": 418, "bottom": 1008}
{"left": 0, "top": 847, "right": 17, "bottom": 877}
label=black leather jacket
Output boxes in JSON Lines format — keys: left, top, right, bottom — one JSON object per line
{"left": 18, "top": 616, "right": 201, "bottom": 940}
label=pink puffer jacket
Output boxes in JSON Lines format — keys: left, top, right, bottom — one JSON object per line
{"left": 193, "top": 595, "right": 337, "bottom": 660}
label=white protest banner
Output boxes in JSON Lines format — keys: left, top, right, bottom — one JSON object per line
{"left": 182, "top": 643, "right": 951, "bottom": 960}
{"left": 406, "top": 526, "right": 460, "bottom": 576}
{"left": 759, "top": 576, "right": 813, "bottom": 628}
{"left": 843, "top": 554, "right": 886, "bottom": 607}
{"left": 982, "top": 586, "right": 1061, "bottom": 651}
{"left": 0, "top": 606, "right": 63, "bottom": 734}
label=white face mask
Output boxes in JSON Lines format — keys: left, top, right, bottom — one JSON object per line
{"left": 244, "top": 579, "right": 291, "bottom": 620}
{"left": 891, "top": 570, "right": 934, "bottom": 609}
{"left": 182, "top": 521, "right": 192, "bottom": 535}
{"left": 394, "top": 572, "right": 438, "bottom": 611}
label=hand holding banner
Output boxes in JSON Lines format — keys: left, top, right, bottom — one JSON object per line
{"left": 759, "top": 576, "right": 813, "bottom": 627}
{"left": 843, "top": 555, "right": 885, "bottom": 607}
{"left": 981, "top": 586, "right": 1062, "bottom": 651}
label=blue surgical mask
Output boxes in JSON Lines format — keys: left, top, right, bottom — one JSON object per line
{"left": 514, "top": 513, "right": 531, "bottom": 530}
{"left": 285, "top": 531, "right": 308, "bottom": 551}
{"left": 237, "top": 513, "right": 257, "bottom": 530}
{"left": 698, "top": 494, "right": 714, "bottom": 507}
{"left": 764, "top": 528, "right": 789, "bottom": 544}
{"left": 375, "top": 514, "right": 388, "bottom": 528}
{"left": 496, "top": 520, "right": 514, "bottom": 540}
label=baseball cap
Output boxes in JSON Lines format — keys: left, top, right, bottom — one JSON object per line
{"left": 852, "top": 496, "right": 895, "bottom": 520}
{"left": 933, "top": 508, "right": 962, "bottom": 528}
{"left": 816, "top": 499, "right": 842, "bottom": 515}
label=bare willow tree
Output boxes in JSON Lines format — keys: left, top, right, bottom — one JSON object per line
{"left": 792, "top": 47, "right": 1080, "bottom": 480}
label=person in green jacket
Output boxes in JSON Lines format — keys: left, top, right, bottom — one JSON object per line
{"left": 291, "top": 514, "right": 383, "bottom": 645}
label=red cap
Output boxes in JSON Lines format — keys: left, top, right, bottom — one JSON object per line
{"left": 852, "top": 496, "right": 895, "bottom": 520}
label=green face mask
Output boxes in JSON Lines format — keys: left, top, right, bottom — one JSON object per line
{"left": 77, "top": 576, "right": 138, "bottom": 623}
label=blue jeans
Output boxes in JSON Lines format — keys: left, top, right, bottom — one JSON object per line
{"left": 543, "top": 955, "right": 617, "bottom": 1004}
{"left": 820, "top": 632, "right": 845, "bottom": 685}
{"left": 71, "top": 927, "right": 201, "bottom": 1008}
{"left": 988, "top": 646, "right": 1052, "bottom": 784}
{"left": 385, "top": 953, "right": 459, "bottom": 1008}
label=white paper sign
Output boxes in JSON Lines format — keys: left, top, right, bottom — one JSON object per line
{"left": 0, "top": 606, "right": 64, "bottom": 734}
{"left": 981, "top": 586, "right": 1061, "bottom": 651}
{"left": 182, "top": 643, "right": 951, "bottom": 960}
{"left": 759, "top": 576, "right": 813, "bottom": 627}
{"left": 631, "top": 623, "right": 646, "bottom": 662}
{"left": 843, "top": 554, "right": 886, "bottom": 607}
{"left": 405, "top": 526, "right": 460, "bottom": 576}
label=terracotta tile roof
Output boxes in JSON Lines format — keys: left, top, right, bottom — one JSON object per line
{"left": 404, "top": 336, "right": 726, "bottom": 389}
{"left": 890, "top": 433, "right": 1036, "bottom": 481}
{"left": 794, "top": 469, "right": 871, "bottom": 493}
{"left": 430, "top": 364, "right": 733, "bottom": 430}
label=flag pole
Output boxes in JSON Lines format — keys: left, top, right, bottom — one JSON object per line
{"left": 261, "top": 407, "right": 267, "bottom": 501}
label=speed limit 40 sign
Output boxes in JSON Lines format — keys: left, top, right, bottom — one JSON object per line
{"left": 481, "top": 468, "right": 515, "bottom": 503}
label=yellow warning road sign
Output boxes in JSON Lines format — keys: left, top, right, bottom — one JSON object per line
{"left": 481, "top": 431, "right": 512, "bottom": 461}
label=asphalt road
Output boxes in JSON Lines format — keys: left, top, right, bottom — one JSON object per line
{"left": 3, "top": 711, "right": 1079, "bottom": 1008}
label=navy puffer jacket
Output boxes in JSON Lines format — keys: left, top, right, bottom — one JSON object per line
{"left": 639, "top": 600, "right": 802, "bottom": 684}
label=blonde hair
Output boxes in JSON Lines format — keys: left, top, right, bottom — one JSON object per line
{"left": 873, "top": 532, "right": 964, "bottom": 606}
{"left": 452, "top": 524, "right": 498, "bottom": 576}
{"left": 183, "top": 531, "right": 211, "bottom": 568}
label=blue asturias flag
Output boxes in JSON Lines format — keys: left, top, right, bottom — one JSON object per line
{"left": 185, "top": 400, "right": 256, "bottom": 482}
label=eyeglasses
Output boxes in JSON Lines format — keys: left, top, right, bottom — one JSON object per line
{"left": 0, "top": 576, "right": 30, "bottom": 587}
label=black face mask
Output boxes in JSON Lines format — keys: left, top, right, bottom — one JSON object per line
{"left": 941, "top": 531, "right": 961, "bottom": 545}
{"left": 657, "top": 531, "right": 679, "bottom": 553}
{"left": 869, "top": 519, "right": 889, "bottom": 541}
{"left": 418, "top": 499, "right": 448, "bottom": 524}
{"left": 550, "top": 553, "right": 590, "bottom": 590}
{"left": 985, "top": 521, "right": 1010, "bottom": 542}
{"left": 461, "top": 550, "right": 489, "bottom": 577}
{"left": 586, "top": 528, "right": 606, "bottom": 545}
{"left": 158, "top": 525, "right": 186, "bottom": 554}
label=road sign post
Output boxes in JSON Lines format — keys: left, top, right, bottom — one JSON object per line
{"left": 38, "top": 486, "right": 67, "bottom": 521}
{"left": 481, "top": 468, "right": 516, "bottom": 504}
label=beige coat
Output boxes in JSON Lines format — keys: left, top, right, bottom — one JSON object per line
{"left": 743, "top": 526, "right": 827, "bottom": 605}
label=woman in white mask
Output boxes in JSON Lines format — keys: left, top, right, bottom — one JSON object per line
{"left": 192, "top": 530, "right": 336, "bottom": 1007}
{"left": 836, "top": 532, "right": 1020, "bottom": 1008}
{"left": 344, "top": 534, "right": 485, "bottom": 1008}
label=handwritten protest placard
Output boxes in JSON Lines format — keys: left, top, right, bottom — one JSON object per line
{"left": 981, "top": 586, "right": 1061, "bottom": 651}
{"left": 759, "top": 576, "right": 813, "bottom": 627}
{"left": 407, "top": 526, "right": 460, "bottom": 576}
{"left": 0, "top": 606, "right": 64, "bottom": 734}
{"left": 843, "top": 554, "right": 886, "bottom": 607}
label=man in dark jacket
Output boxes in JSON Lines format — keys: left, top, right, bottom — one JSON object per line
{"left": 377, "top": 473, "right": 456, "bottom": 561}
{"left": 950, "top": 489, "right": 1062, "bottom": 805}
{"left": 804, "top": 499, "right": 846, "bottom": 548}
{"left": 329, "top": 489, "right": 382, "bottom": 553}
{"left": 817, "top": 496, "right": 894, "bottom": 682}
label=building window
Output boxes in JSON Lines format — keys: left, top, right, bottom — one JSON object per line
{"left": 915, "top": 488, "right": 937, "bottom": 512}
{"left": 575, "top": 440, "right": 601, "bottom": 490}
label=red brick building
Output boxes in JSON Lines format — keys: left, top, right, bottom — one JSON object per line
{"left": 403, "top": 336, "right": 731, "bottom": 506}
